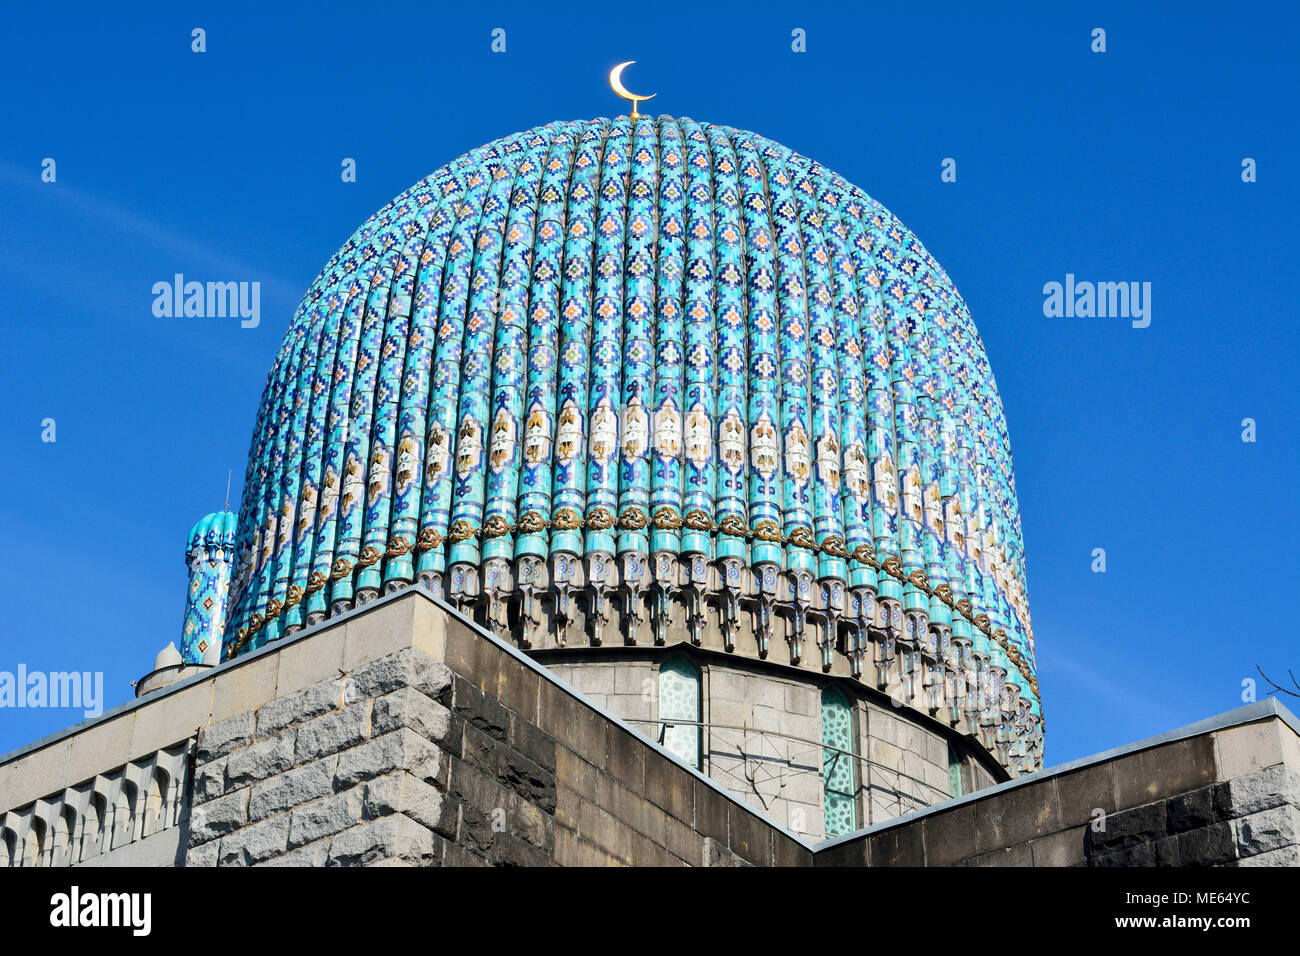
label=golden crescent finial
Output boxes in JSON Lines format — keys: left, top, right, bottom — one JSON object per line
{"left": 609, "top": 61, "right": 656, "bottom": 119}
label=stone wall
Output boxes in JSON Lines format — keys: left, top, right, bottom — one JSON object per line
{"left": 183, "top": 594, "right": 812, "bottom": 866}
{"left": 815, "top": 703, "right": 1300, "bottom": 867}
{"left": 544, "top": 652, "right": 998, "bottom": 839}
{"left": 3, "top": 587, "right": 1296, "bottom": 868}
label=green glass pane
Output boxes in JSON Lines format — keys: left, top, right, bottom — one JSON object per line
{"left": 821, "top": 688, "right": 857, "bottom": 836}
{"left": 659, "top": 657, "right": 701, "bottom": 770}
{"left": 948, "top": 743, "right": 963, "bottom": 798}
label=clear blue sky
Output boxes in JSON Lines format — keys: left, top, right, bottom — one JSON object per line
{"left": 1, "top": 2, "right": 1296, "bottom": 764}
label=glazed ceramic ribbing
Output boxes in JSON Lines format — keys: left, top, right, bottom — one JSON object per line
{"left": 219, "top": 117, "right": 1039, "bottom": 739}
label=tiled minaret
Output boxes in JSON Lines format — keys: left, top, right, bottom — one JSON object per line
{"left": 179, "top": 510, "right": 236, "bottom": 664}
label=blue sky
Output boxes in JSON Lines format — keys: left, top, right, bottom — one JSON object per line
{"left": 1, "top": 2, "right": 1296, "bottom": 764}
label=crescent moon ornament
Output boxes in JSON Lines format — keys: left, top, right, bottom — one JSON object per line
{"left": 609, "top": 61, "right": 656, "bottom": 119}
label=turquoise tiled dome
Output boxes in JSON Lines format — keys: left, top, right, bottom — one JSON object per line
{"left": 220, "top": 116, "right": 1039, "bottom": 751}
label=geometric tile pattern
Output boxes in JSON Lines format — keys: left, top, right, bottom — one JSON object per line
{"left": 179, "top": 511, "right": 235, "bottom": 663}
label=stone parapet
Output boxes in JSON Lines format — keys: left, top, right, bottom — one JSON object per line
{"left": 814, "top": 701, "right": 1300, "bottom": 867}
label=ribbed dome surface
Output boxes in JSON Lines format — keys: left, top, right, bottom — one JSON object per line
{"left": 221, "top": 116, "right": 1038, "bottom": 720}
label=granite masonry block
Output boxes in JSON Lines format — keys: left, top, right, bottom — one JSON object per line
{"left": 335, "top": 728, "right": 442, "bottom": 789}
{"left": 556, "top": 746, "right": 598, "bottom": 801}
{"left": 363, "top": 770, "right": 444, "bottom": 833}
{"left": 218, "top": 814, "right": 289, "bottom": 866}
{"left": 459, "top": 721, "right": 501, "bottom": 779}
{"left": 440, "top": 837, "right": 491, "bottom": 867}
{"left": 1091, "top": 843, "right": 1156, "bottom": 867}
{"left": 1234, "top": 844, "right": 1300, "bottom": 866}
{"left": 1028, "top": 825, "right": 1088, "bottom": 867}
{"left": 186, "top": 840, "right": 219, "bottom": 868}
{"left": 1166, "top": 788, "right": 1216, "bottom": 834}
{"left": 345, "top": 648, "right": 453, "bottom": 703}
{"left": 973, "top": 777, "right": 1061, "bottom": 854}
{"left": 259, "top": 839, "right": 331, "bottom": 867}
{"left": 447, "top": 756, "right": 513, "bottom": 832}
{"left": 506, "top": 792, "right": 553, "bottom": 851}
{"left": 692, "top": 780, "right": 729, "bottom": 848}
{"left": 247, "top": 757, "right": 337, "bottom": 823}
{"left": 1232, "top": 803, "right": 1300, "bottom": 859}
{"left": 577, "top": 798, "right": 633, "bottom": 862}
{"left": 482, "top": 830, "right": 553, "bottom": 867}
{"left": 193, "top": 756, "right": 228, "bottom": 804}
{"left": 1054, "top": 763, "right": 1117, "bottom": 828}
{"left": 371, "top": 687, "right": 454, "bottom": 744}
{"left": 508, "top": 714, "right": 557, "bottom": 775}
{"left": 453, "top": 678, "right": 511, "bottom": 742}
{"left": 813, "top": 837, "right": 869, "bottom": 867}
{"left": 1176, "top": 821, "right": 1236, "bottom": 866}
{"left": 869, "top": 820, "right": 925, "bottom": 867}
{"left": 189, "top": 788, "right": 250, "bottom": 846}
{"left": 196, "top": 710, "right": 255, "bottom": 762}
{"left": 327, "top": 813, "right": 436, "bottom": 866}
{"left": 491, "top": 659, "right": 543, "bottom": 720}
{"left": 593, "top": 773, "right": 666, "bottom": 845}
{"left": 922, "top": 803, "right": 977, "bottom": 866}
{"left": 1153, "top": 834, "right": 1181, "bottom": 866}
{"left": 662, "top": 812, "right": 705, "bottom": 865}
{"left": 256, "top": 680, "right": 341, "bottom": 738}
{"left": 605, "top": 728, "right": 646, "bottom": 793}
{"left": 554, "top": 825, "right": 621, "bottom": 867}
{"left": 1113, "top": 736, "right": 1216, "bottom": 811}
{"left": 726, "top": 802, "right": 773, "bottom": 866}
{"left": 287, "top": 787, "right": 366, "bottom": 849}
{"left": 1224, "top": 764, "right": 1300, "bottom": 817}
{"left": 225, "top": 730, "right": 296, "bottom": 789}
{"left": 968, "top": 843, "right": 1034, "bottom": 867}
{"left": 644, "top": 766, "right": 694, "bottom": 831}
{"left": 537, "top": 690, "right": 609, "bottom": 770}
{"left": 1088, "top": 801, "right": 1166, "bottom": 855}
{"left": 773, "top": 831, "right": 815, "bottom": 868}
{"left": 293, "top": 702, "right": 372, "bottom": 763}
{"left": 702, "top": 837, "right": 751, "bottom": 867}
{"left": 497, "top": 745, "right": 557, "bottom": 814}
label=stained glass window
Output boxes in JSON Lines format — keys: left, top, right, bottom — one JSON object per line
{"left": 821, "top": 686, "right": 857, "bottom": 836}
{"left": 658, "top": 656, "right": 701, "bottom": 770}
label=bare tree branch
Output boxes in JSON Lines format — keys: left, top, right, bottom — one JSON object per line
{"left": 1256, "top": 665, "right": 1300, "bottom": 699}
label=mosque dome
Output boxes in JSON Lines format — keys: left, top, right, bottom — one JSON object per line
{"left": 218, "top": 115, "right": 1041, "bottom": 770}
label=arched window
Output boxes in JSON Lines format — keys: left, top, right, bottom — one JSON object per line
{"left": 821, "top": 686, "right": 857, "bottom": 836}
{"left": 948, "top": 742, "right": 964, "bottom": 798}
{"left": 658, "top": 655, "right": 701, "bottom": 770}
